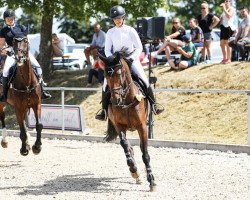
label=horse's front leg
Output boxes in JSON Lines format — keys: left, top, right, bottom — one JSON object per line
{"left": 32, "top": 105, "right": 43, "bottom": 155}
{"left": 119, "top": 130, "right": 141, "bottom": 184}
{"left": 16, "top": 109, "right": 31, "bottom": 156}
{"left": 138, "top": 124, "right": 156, "bottom": 192}
{"left": 0, "top": 107, "right": 8, "bottom": 148}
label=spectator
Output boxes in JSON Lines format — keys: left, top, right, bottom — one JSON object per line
{"left": 229, "top": 7, "right": 250, "bottom": 61}
{"left": 152, "top": 17, "right": 186, "bottom": 68}
{"left": 174, "top": 35, "right": 197, "bottom": 70}
{"left": 219, "top": 0, "right": 236, "bottom": 64}
{"left": 52, "top": 33, "right": 63, "bottom": 57}
{"left": 197, "top": 1, "right": 220, "bottom": 63}
{"left": 86, "top": 60, "right": 104, "bottom": 87}
{"left": 84, "top": 23, "right": 106, "bottom": 67}
{"left": 189, "top": 18, "right": 204, "bottom": 48}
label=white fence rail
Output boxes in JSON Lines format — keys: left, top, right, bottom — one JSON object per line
{"left": 46, "top": 87, "right": 250, "bottom": 145}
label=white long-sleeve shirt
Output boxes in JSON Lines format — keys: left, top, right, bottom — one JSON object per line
{"left": 104, "top": 24, "right": 142, "bottom": 61}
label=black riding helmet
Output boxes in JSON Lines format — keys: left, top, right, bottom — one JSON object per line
{"left": 3, "top": 9, "right": 15, "bottom": 19}
{"left": 110, "top": 5, "right": 126, "bottom": 19}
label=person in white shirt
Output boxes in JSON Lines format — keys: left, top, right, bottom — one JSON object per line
{"left": 219, "top": 0, "right": 236, "bottom": 64}
{"left": 84, "top": 23, "right": 106, "bottom": 67}
{"left": 95, "top": 5, "right": 164, "bottom": 121}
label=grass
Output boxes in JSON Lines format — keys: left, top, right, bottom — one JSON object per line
{"left": 3, "top": 61, "right": 250, "bottom": 145}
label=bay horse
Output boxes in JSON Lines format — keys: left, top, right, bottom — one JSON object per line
{"left": 0, "top": 36, "right": 43, "bottom": 156}
{"left": 99, "top": 52, "right": 156, "bottom": 192}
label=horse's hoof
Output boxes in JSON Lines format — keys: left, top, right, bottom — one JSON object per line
{"left": 32, "top": 145, "right": 42, "bottom": 155}
{"left": 20, "top": 148, "right": 29, "bottom": 156}
{"left": 149, "top": 183, "right": 156, "bottom": 192}
{"left": 131, "top": 171, "right": 139, "bottom": 179}
{"left": 136, "top": 177, "right": 142, "bottom": 184}
{"left": 1, "top": 140, "right": 8, "bottom": 148}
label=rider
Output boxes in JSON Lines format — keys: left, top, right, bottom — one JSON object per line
{"left": 0, "top": 9, "right": 51, "bottom": 102}
{"left": 95, "top": 5, "right": 164, "bottom": 121}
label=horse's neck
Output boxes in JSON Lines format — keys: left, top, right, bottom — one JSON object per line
{"left": 14, "top": 61, "right": 34, "bottom": 88}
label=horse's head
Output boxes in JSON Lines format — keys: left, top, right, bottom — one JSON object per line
{"left": 12, "top": 35, "right": 29, "bottom": 66}
{"left": 99, "top": 52, "right": 131, "bottom": 106}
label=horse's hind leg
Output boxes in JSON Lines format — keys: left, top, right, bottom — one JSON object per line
{"left": 32, "top": 105, "right": 43, "bottom": 155}
{"left": 16, "top": 109, "right": 30, "bottom": 156}
{"left": 138, "top": 125, "right": 156, "bottom": 192}
{"left": 119, "top": 131, "right": 141, "bottom": 184}
{"left": 0, "top": 105, "right": 8, "bottom": 148}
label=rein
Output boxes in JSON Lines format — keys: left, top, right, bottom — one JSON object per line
{"left": 12, "top": 37, "right": 38, "bottom": 94}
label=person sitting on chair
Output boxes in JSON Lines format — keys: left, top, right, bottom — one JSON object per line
{"left": 95, "top": 5, "right": 164, "bottom": 121}
{"left": 0, "top": 9, "right": 51, "bottom": 102}
{"left": 151, "top": 18, "right": 186, "bottom": 68}
{"left": 52, "top": 33, "right": 63, "bottom": 57}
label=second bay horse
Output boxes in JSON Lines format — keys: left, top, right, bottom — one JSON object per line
{"left": 99, "top": 52, "right": 156, "bottom": 191}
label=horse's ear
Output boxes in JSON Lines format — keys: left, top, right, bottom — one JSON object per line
{"left": 114, "top": 52, "right": 121, "bottom": 62}
{"left": 98, "top": 52, "right": 108, "bottom": 64}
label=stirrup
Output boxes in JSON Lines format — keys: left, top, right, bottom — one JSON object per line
{"left": 95, "top": 109, "right": 107, "bottom": 121}
{"left": 152, "top": 103, "right": 164, "bottom": 115}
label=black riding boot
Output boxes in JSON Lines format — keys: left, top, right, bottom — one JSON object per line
{"left": 38, "top": 76, "right": 51, "bottom": 99}
{"left": 95, "top": 90, "right": 110, "bottom": 121}
{"left": 0, "top": 77, "right": 9, "bottom": 102}
{"left": 147, "top": 86, "right": 164, "bottom": 115}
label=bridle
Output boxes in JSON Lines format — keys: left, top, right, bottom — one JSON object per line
{"left": 11, "top": 36, "right": 39, "bottom": 94}
{"left": 13, "top": 37, "right": 29, "bottom": 65}
{"left": 106, "top": 60, "right": 135, "bottom": 109}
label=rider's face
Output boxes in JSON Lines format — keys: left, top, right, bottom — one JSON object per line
{"left": 5, "top": 17, "right": 15, "bottom": 26}
{"left": 113, "top": 17, "right": 124, "bottom": 27}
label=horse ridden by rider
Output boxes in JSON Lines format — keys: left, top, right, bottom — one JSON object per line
{"left": 0, "top": 9, "right": 51, "bottom": 102}
{"left": 95, "top": 5, "right": 164, "bottom": 191}
{"left": 95, "top": 5, "right": 164, "bottom": 121}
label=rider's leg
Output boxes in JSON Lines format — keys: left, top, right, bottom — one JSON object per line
{"left": 95, "top": 79, "right": 110, "bottom": 121}
{"left": 0, "top": 56, "right": 16, "bottom": 102}
{"left": 131, "top": 60, "right": 164, "bottom": 115}
{"left": 29, "top": 53, "right": 51, "bottom": 99}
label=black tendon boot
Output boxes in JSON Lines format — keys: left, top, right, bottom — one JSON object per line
{"left": 147, "top": 86, "right": 164, "bottom": 115}
{"left": 0, "top": 77, "right": 9, "bottom": 102}
{"left": 95, "top": 90, "right": 110, "bottom": 121}
{"left": 38, "top": 75, "right": 51, "bottom": 99}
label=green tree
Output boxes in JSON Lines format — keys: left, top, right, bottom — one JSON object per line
{"left": 17, "top": 13, "right": 42, "bottom": 34}
{"left": 0, "top": 0, "right": 165, "bottom": 80}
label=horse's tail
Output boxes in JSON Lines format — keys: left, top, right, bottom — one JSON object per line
{"left": 104, "top": 119, "right": 118, "bottom": 142}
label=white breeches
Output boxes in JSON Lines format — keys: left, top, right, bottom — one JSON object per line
{"left": 102, "top": 59, "right": 149, "bottom": 91}
{"left": 3, "top": 52, "right": 42, "bottom": 77}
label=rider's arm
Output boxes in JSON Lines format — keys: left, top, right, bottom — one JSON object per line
{"left": 104, "top": 31, "right": 113, "bottom": 57}
{"left": 129, "top": 27, "right": 143, "bottom": 61}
